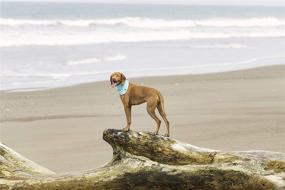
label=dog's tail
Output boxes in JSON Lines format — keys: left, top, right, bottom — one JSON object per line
{"left": 157, "top": 91, "right": 166, "bottom": 115}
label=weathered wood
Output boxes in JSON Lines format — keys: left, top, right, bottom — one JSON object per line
{"left": 1, "top": 129, "right": 284, "bottom": 190}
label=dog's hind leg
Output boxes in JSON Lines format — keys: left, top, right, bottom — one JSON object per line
{"left": 146, "top": 100, "right": 161, "bottom": 135}
{"left": 157, "top": 101, "right": 170, "bottom": 137}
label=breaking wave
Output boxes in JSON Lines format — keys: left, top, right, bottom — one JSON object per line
{"left": 0, "top": 17, "right": 284, "bottom": 47}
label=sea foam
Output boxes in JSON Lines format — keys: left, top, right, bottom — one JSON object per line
{"left": 0, "top": 17, "right": 284, "bottom": 28}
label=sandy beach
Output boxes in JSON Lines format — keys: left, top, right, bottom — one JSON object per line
{"left": 0, "top": 65, "right": 284, "bottom": 173}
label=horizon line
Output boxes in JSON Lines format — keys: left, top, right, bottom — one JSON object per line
{"left": 1, "top": 0, "right": 285, "bottom": 7}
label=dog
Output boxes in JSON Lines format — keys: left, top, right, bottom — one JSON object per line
{"left": 110, "top": 72, "right": 170, "bottom": 137}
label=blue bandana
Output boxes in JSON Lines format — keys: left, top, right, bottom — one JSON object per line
{"left": 116, "top": 80, "right": 129, "bottom": 95}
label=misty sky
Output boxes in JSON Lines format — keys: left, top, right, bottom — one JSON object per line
{"left": 1, "top": 0, "right": 285, "bottom": 6}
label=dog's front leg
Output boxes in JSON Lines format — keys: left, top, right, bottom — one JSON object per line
{"left": 123, "top": 105, "right": 131, "bottom": 132}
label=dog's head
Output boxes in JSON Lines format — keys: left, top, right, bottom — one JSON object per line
{"left": 110, "top": 72, "right": 126, "bottom": 88}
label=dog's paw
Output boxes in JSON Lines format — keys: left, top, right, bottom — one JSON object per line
{"left": 122, "top": 127, "right": 130, "bottom": 132}
{"left": 163, "top": 133, "right": 170, "bottom": 137}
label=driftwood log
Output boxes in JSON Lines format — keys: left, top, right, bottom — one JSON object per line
{"left": 1, "top": 129, "right": 285, "bottom": 190}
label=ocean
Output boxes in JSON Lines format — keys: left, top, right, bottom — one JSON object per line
{"left": 0, "top": 2, "right": 284, "bottom": 91}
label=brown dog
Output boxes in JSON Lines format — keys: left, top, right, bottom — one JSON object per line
{"left": 110, "top": 72, "right": 170, "bottom": 137}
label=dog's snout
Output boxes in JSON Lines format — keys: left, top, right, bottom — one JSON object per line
{"left": 111, "top": 77, "right": 118, "bottom": 87}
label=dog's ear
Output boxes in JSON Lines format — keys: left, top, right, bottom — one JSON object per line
{"left": 110, "top": 75, "right": 113, "bottom": 85}
{"left": 121, "top": 73, "right": 126, "bottom": 83}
